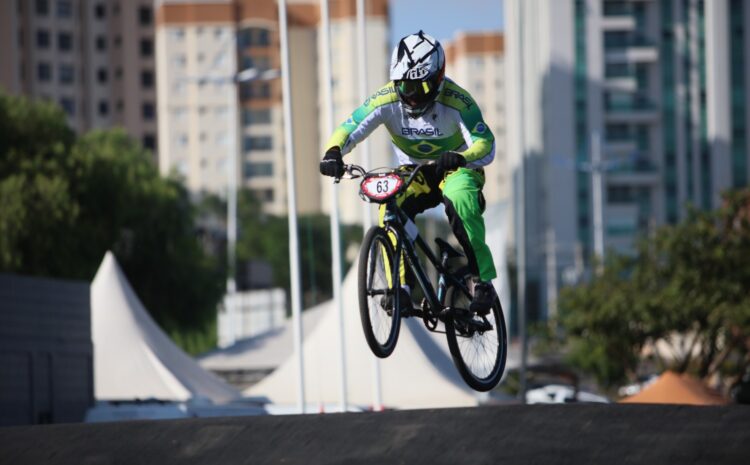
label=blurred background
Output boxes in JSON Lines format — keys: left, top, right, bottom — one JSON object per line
{"left": 0, "top": 0, "right": 748, "bottom": 426}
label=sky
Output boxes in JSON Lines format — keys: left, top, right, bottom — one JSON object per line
{"left": 388, "top": 0, "right": 505, "bottom": 48}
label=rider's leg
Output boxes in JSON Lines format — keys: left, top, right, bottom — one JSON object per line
{"left": 440, "top": 168, "right": 498, "bottom": 304}
{"left": 378, "top": 165, "right": 442, "bottom": 291}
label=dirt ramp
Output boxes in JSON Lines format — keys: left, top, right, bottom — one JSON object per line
{"left": 1, "top": 405, "right": 749, "bottom": 465}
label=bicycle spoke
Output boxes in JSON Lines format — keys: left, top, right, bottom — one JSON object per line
{"left": 367, "top": 238, "right": 395, "bottom": 346}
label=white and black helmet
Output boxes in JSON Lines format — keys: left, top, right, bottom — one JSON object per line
{"left": 390, "top": 31, "right": 446, "bottom": 118}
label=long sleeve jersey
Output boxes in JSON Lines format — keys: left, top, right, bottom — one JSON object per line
{"left": 325, "top": 78, "right": 495, "bottom": 168}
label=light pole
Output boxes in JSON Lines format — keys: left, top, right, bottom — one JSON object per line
{"left": 356, "top": 0, "right": 382, "bottom": 412}
{"left": 175, "top": 66, "right": 278, "bottom": 347}
{"left": 321, "top": 0, "right": 348, "bottom": 413}
{"left": 278, "top": 0, "right": 307, "bottom": 414}
{"left": 225, "top": 67, "right": 280, "bottom": 295}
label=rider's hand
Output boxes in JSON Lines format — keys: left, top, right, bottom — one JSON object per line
{"left": 320, "top": 146, "right": 345, "bottom": 178}
{"left": 436, "top": 151, "right": 467, "bottom": 178}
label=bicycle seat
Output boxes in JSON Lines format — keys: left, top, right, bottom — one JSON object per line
{"left": 435, "top": 238, "right": 464, "bottom": 258}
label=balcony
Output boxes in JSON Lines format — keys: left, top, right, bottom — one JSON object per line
{"left": 607, "top": 157, "right": 660, "bottom": 185}
{"left": 604, "top": 35, "right": 658, "bottom": 63}
{"left": 601, "top": 2, "right": 636, "bottom": 31}
{"left": 605, "top": 139, "right": 638, "bottom": 155}
{"left": 605, "top": 96, "right": 659, "bottom": 123}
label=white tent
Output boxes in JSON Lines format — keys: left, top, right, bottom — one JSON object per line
{"left": 91, "top": 252, "right": 240, "bottom": 403}
{"left": 245, "top": 262, "right": 482, "bottom": 410}
{"left": 198, "top": 301, "right": 326, "bottom": 373}
{"left": 485, "top": 202, "right": 512, "bottom": 333}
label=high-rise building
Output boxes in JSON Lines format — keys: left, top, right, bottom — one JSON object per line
{"left": 445, "top": 31, "right": 508, "bottom": 205}
{"left": 155, "top": 0, "right": 390, "bottom": 218}
{"left": 0, "top": 0, "right": 158, "bottom": 156}
{"left": 505, "top": 0, "right": 750, "bottom": 319}
{"left": 316, "top": 1, "right": 391, "bottom": 224}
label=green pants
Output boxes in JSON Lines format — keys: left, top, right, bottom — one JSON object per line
{"left": 378, "top": 165, "right": 497, "bottom": 282}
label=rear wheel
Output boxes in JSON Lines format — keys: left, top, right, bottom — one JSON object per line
{"left": 444, "top": 272, "right": 507, "bottom": 391}
{"left": 358, "top": 226, "right": 401, "bottom": 358}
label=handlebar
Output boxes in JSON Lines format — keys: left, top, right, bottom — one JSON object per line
{"left": 335, "top": 163, "right": 428, "bottom": 192}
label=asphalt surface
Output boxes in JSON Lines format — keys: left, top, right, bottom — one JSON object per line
{"left": 1, "top": 404, "right": 749, "bottom": 465}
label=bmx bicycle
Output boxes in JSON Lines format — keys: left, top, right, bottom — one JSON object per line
{"left": 336, "top": 163, "right": 507, "bottom": 392}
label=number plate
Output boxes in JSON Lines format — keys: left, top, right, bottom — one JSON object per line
{"left": 360, "top": 173, "right": 403, "bottom": 202}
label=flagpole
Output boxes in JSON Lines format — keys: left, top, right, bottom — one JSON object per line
{"left": 278, "top": 0, "right": 306, "bottom": 414}
{"left": 356, "top": 0, "right": 382, "bottom": 412}
{"left": 321, "top": 0, "right": 349, "bottom": 413}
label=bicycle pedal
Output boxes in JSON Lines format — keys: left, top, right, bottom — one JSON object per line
{"left": 401, "top": 308, "right": 421, "bottom": 318}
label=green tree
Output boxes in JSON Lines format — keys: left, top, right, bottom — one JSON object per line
{"left": 0, "top": 94, "right": 225, "bottom": 353}
{"left": 557, "top": 189, "right": 750, "bottom": 389}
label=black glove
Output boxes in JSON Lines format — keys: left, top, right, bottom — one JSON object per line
{"left": 436, "top": 151, "right": 467, "bottom": 178}
{"left": 320, "top": 146, "right": 344, "bottom": 178}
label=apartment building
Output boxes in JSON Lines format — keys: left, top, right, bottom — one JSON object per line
{"left": 504, "top": 0, "right": 750, "bottom": 319}
{"left": 155, "top": 0, "right": 390, "bottom": 219}
{"left": 445, "top": 31, "right": 508, "bottom": 205}
{"left": 317, "top": 1, "right": 391, "bottom": 224}
{"left": 0, "top": 0, "right": 158, "bottom": 156}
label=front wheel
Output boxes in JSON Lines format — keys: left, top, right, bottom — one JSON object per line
{"left": 358, "top": 226, "right": 401, "bottom": 358}
{"left": 444, "top": 273, "right": 507, "bottom": 392}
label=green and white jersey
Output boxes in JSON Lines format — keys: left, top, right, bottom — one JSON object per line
{"left": 326, "top": 78, "right": 495, "bottom": 168}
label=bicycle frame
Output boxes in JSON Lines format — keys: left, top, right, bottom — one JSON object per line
{"left": 381, "top": 190, "right": 470, "bottom": 318}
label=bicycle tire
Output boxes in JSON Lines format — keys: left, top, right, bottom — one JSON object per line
{"left": 358, "top": 226, "right": 401, "bottom": 358}
{"left": 444, "top": 272, "right": 507, "bottom": 391}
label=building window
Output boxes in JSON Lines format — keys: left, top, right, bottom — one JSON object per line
{"left": 240, "top": 82, "right": 271, "bottom": 101}
{"left": 94, "top": 3, "right": 105, "bottom": 19}
{"left": 243, "top": 135, "right": 273, "bottom": 151}
{"left": 141, "top": 70, "right": 154, "bottom": 88}
{"left": 216, "top": 132, "right": 228, "bottom": 146}
{"left": 244, "top": 162, "right": 274, "bottom": 178}
{"left": 238, "top": 27, "right": 271, "bottom": 48}
{"left": 95, "top": 35, "right": 107, "bottom": 51}
{"left": 172, "top": 54, "right": 187, "bottom": 68}
{"left": 36, "top": 30, "right": 50, "bottom": 48}
{"left": 60, "top": 97, "right": 75, "bottom": 116}
{"left": 58, "top": 32, "right": 73, "bottom": 52}
{"left": 242, "top": 108, "right": 272, "bottom": 125}
{"left": 242, "top": 55, "right": 271, "bottom": 71}
{"left": 143, "top": 134, "right": 156, "bottom": 150}
{"left": 142, "top": 102, "right": 155, "bottom": 120}
{"left": 115, "top": 67, "right": 123, "bottom": 79}
{"left": 138, "top": 6, "right": 152, "bottom": 26}
{"left": 37, "top": 62, "right": 52, "bottom": 81}
{"left": 113, "top": 35, "right": 122, "bottom": 48}
{"left": 98, "top": 100, "right": 109, "bottom": 116}
{"left": 97, "top": 68, "right": 108, "bottom": 83}
{"left": 140, "top": 39, "right": 153, "bottom": 57}
{"left": 56, "top": 0, "right": 72, "bottom": 18}
{"left": 36, "top": 0, "right": 49, "bottom": 16}
{"left": 170, "top": 28, "right": 185, "bottom": 41}
{"left": 116, "top": 100, "right": 124, "bottom": 112}
{"left": 59, "top": 64, "right": 74, "bottom": 84}
{"left": 172, "top": 107, "right": 187, "bottom": 120}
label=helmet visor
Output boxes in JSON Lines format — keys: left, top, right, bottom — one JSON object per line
{"left": 395, "top": 79, "right": 437, "bottom": 111}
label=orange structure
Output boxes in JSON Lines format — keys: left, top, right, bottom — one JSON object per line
{"left": 620, "top": 371, "right": 728, "bottom": 405}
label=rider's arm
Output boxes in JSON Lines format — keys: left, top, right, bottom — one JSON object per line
{"left": 438, "top": 82, "right": 495, "bottom": 168}
{"left": 325, "top": 82, "right": 398, "bottom": 155}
